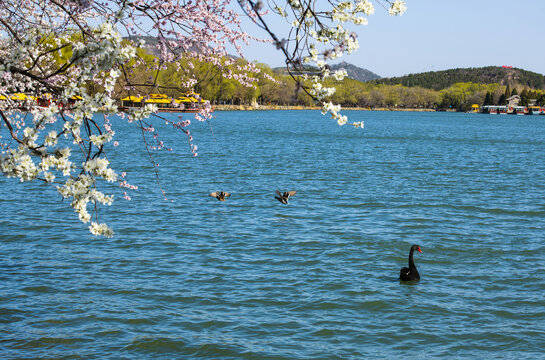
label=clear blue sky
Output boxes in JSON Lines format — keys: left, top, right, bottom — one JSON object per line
{"left": 239, "top": 0, "right": 545, "bottom": 77}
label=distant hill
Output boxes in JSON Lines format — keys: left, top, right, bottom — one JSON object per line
{"left": 374, "top": 66, "right": 545, "bottom": 90}
{"left": 273, "top": 61, "right": 381, "bottom": 82}
{"left": 330, "top": 61, "right": 381, "bottom": 82}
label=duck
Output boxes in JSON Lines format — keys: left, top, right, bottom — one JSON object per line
{"left": 399, "top": 244, "right": 422, "bottom": 281}
{"left": 209, "top": 191, "right": 231, "bottom": 201}
{"left": 275, "top": 190, "right": 296, "bottom": 204}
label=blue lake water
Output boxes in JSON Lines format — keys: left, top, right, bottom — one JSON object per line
{"left": 1, "top": 110, "right": 545, "bottom": 358}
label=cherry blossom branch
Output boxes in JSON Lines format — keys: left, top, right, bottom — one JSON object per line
{"left": 0, "top": 0, "right": 406, "bottom": 237}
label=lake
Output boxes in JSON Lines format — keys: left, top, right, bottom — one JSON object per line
{"left": 1, "top": 110, "right": 544, "bottom": 359}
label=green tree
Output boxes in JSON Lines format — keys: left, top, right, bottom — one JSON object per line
{"left": 520, "top": 88, "right": 529, "bottom": 106}
{"left": 504, "top": 86, "right": 511, "bottom": 100}
{"left": 484, "top": 91, "right": 492, "bottom": 105}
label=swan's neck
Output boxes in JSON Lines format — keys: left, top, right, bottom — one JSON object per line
{"left": 408, "top": 248, "right": 416, "bottom": 268}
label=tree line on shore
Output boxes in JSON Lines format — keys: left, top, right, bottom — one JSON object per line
{"left": 115, "top": 48, "right": 545, "bottom": 112}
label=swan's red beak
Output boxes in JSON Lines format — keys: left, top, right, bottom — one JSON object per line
{"left": 417, "top": 247, "right": 422, "bottom": 253}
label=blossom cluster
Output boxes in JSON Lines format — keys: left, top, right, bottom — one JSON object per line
{"left": 0, "top": 1, "right": 141, "bottom": 237}
{"left": 388, "top": 1, "right": 408, "bottom": 16}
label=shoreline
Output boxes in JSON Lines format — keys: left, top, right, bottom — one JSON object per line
{"left": 212, "top": 104, "right": 438, "bottom": 112}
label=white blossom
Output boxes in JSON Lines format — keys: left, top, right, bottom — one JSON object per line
{"left": 44, "top": 172, "right": 55, "bottom": 182}
{"left": 356, "top": 0, "right": 375, "bottom": 15}
{"left": 89, "top": 222, "right": 114, "bottom": 237}
{"left": 336, "top": 115, "right": 348, "bottom": 126}
{"left": 389, "top": 0, "right": 407, "bottom": 16}
{"left": 45, "top": 131, "right": 58, "bottom": 147}
{"left": 333, "top": 69, "right": 348, "bottom": 81}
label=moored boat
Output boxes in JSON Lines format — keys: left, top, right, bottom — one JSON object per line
{"left": 514, "top": 106, "right": 528, "bottom": 115}
{"left": 118, "top": 92, "right": 208, "bottom": 113}
{"left": 530, "top": 106, "right": 545, "bottom": 115}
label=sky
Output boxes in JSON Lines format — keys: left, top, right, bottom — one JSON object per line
{"left": 238, "top": 0, "right": 545, "bottom": 78}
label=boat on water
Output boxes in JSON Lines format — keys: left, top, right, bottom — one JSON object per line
{"left": 467, "top": 104, "right": 480, "bottom": 113}
{"left": 1, "top": 92, "right": 209, "bottom": 113}
{"left": 119, "top": 92, "right": 208, "bottom": 113}
{"left": 0, "top": 93, "right": 83, "bottom": 110}
{"left": 481, "top": 105, "right": 543, "bottom": 115}
{"left": 530, "top": 106, "right": 545, "bottom": 115}
{"left": 481, "top": 94, "right": 544, "bottom": 116}
{"left": 513, "top": 106, "right": 528, "bottom": 115}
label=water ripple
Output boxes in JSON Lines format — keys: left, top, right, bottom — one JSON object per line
{"left": 1, "top": 111, "right": 545, "bottom": 358}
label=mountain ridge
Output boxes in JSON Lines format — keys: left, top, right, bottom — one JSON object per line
{"left": 330, "top": 61, "right": 382, "bottom": 82}
{"left": 272, "top": 61, "right": 381, "bottom": 83}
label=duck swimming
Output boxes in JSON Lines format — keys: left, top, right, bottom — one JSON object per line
{"left": 275, "top": 190, "right": 296, "bottom": 204}
{"left": 399, "top": 244, "right": 422, "bottom": 282}
{"left": 209, "top": 191, "right": 231, "bottom": 201}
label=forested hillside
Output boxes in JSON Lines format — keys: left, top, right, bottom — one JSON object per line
{"left": 373, "top": 66, "right": 545, "bottom": 90}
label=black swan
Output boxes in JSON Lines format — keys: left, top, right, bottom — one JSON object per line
{"left": 275, "top": 190, "right": 296, "bottom": 204}
{"left": 210, "top": 191, "right": 231, "bottom": 201}
{"left": 399, "top": 244, "right": 422, "bottom": 281}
